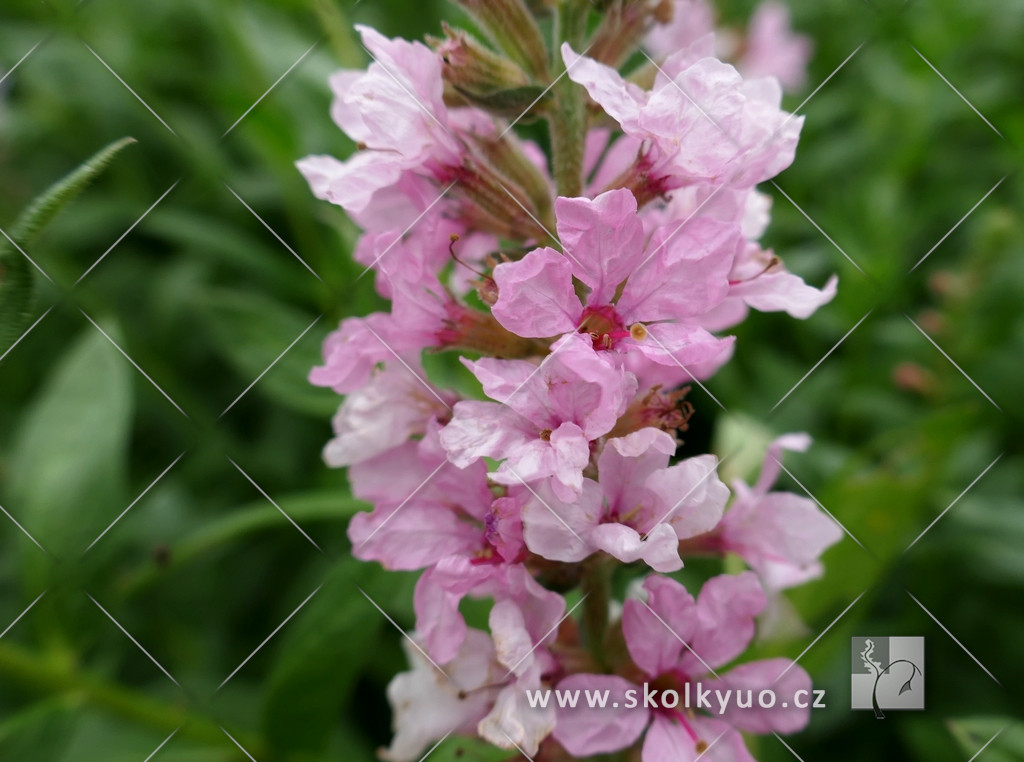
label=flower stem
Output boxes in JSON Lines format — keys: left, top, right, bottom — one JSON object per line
{"left": 580, "top": 556, "right": 613, "bottom": 670}
{"left": 549, "top": 1, "right": 589, "bottom": 198}
{"left": 0, "top": 639, "right": 262, "bottom": 754}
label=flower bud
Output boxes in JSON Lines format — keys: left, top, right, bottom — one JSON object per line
{"left": 454, "top": 0, "right": 549, "bottom": 81}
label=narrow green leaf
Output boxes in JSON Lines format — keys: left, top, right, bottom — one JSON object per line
{"left": 948, "top": 717, "right": 1024, "bottom": 762}
{"left": 0, "top": 137, "right": 136, "bottom": 353}
{"left": 10, "top": 137, "right": 137, "bottom": 245}
{"left": 261, "top": 559, "right": 384, "bottom": 756}
{"left": 199, "top": 289, "right": 336, "bottom": 416}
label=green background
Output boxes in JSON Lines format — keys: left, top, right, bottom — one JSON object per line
{"left": 0, "top": 0, "right": 1022, "bottom": 759}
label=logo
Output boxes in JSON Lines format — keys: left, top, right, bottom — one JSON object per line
{"left": 851, "top": 636, "right": 924, "bottom": 717}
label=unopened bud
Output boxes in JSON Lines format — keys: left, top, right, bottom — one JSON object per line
{"left": 454, "top": 0, "right": 549, "bottom": 80}
{"left": 433, "top": 24, "right": 533, "bottom": 108}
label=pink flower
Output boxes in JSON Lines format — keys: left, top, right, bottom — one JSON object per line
{"left": 553, "top": 573, "right": 811, "bottom": 760}
{"left": 440, "top": 333, "right": 638, "bottom": 501}
{"left": 522, "top": 428, "right": 729, "bottom": 572}
{"left": 713, "top": 433, "right": 844, "bottom": 591}
{"left": 740, "top": 2, "right": 813, "bottom": 92}
{"left": 323, "top": 362, "right": 456, "bottom": 468}
{"left": 563, "top": 39, "right": 802, "bottom": 192}
{"left": 296, "top": 26, "right": 473, "bottom": 228}
{"left": 491, "top": 189, "right": 737, "bottom": 374}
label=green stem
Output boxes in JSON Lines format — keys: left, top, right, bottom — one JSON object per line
{"left": 580, "top": 557, "right": 613, "bottom": 670}
{"left": 0, "top": 639, "right": 262, "bottom": 755}
{"left": 549, "top": 1, "right": 589, "bottom": 198}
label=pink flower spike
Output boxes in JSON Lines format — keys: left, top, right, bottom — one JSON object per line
{"left": 740, "top": 2, "right": 813, "bottom": 92}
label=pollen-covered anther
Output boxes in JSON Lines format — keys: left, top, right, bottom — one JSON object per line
{"left": 629, "top": 322, "right": 648, "bottom": 341}
{"left": 695, "top": 739, "right": 709, "bottom": 754}
{"left": 539, "top": 428, "right": 553, "bottom": 441}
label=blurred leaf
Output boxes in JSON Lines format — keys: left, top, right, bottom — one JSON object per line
{"left": 261, "top": 559, "right": 384, "bottom": 756}
{"left": 9, "top": 323, "right": 132, "bottom": 563}
{"left": 199, "top": 289, "right": 335, "bottom": 417}
{"left": 948, "top": 717, "right": 1024, "bottom": 762}
{"left": 0, "top": 699, "right": 77, "bottom": 762}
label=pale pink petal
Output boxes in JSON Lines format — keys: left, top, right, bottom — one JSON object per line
{"left": 684, "top": 572, "right": 765, "bottom": 673}
{"left": 562, "top": 43, "right": 645, "bottom": 129}
{"left": 623, "top": 576, "right": 696, "bottom": 677}
{"left": 521, "top": 479, "right": 601, "bottom": 563}
{"left": 631, "top": 322, "right": 735, "bottom": 372}
{"left": 553, "top": 674, "right": 647, "bottom": 756}
{"left": 492, "top": 247, "right": 582, "bottom": 338}
{"left": 439, "top": 400, "right": 533, "bottom": 468}
{"left": 348, "top": 503, "right": 479, "bottom": 570}
{"left": 644, "top": 454, "right": 730, "bottom": 540}
{"left": 707, "top": 658, "right": 812, "bottom": 735}
{"left": 555, "top": 190, "right": 645, "bottom": 304}
{"left": 590, "top": 522, "right": 683, "bottom": 572}
{"left": 642, "top": 713, "right": 697, "bottom": 762}
{"left": 478, "top": 674, "right": 555, "bottom": 757}
{"left": 731, "top": 269, "right": 838, "bottom": 319}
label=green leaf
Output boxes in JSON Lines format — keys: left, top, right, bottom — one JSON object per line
{"left": 948, "top": 717, "right": 1024, "bottom": 762}
{"left": 0, "top": 699, "right": 78, "bottom": 762}
{"left": 261, "top": 559, "right": 384, "bottom": 756}
{"left": 1, "top": 137, "right": 135, "bottom": 354}
{"left": 199, "top": 289, "right": 335, "bottom": 416}
{"left": 10, "top": 137, "right": 137, "bottom": 245}
{"left": 9, "top": 324, "right": 133, "bottom": 564}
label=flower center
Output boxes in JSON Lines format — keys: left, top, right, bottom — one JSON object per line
{"left": 578, "top": 305, "right": 629, "bottom": 350}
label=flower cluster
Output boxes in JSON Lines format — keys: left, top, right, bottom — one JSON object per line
{"left": 300, "top": 1, "right": 839, "bottom": 760}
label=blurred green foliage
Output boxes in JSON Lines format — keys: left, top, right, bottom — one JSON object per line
{"left": 0, "top": 0, "right": 1022, "bottom": 760}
